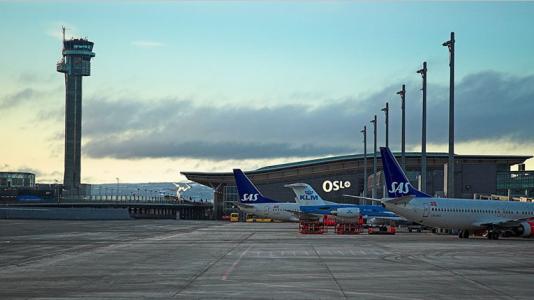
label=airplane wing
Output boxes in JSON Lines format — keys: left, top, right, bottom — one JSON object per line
{"left": 283, "top": 209, "right": 322, "bottom": 221}
{"left": 367, "top": 215, "right": 407, "bottom": 221}
{"left": 385, "top": 195, "right": 415, "bottom": 206}
{"left": 343, "top": 194, "right": 382, "bottom": 202}
{"left": 475, "top": 217, "right": 534, "bottom": 229}
{"left": 349, "top": 195, "right": 413, "bottom": 206}
{"left": 232, "top": 202, "right": 255, "bottom": 209}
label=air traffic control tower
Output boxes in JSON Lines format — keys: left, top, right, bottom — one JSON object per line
{"left": 57, "top": 31, "right": 95, "bottom": 192}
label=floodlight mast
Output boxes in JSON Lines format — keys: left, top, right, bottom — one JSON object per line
{"left": 396, "top": 85, "right": 406, "bottom": 169}
{"left": 443, "top": 32, "right": 455, "bottom": 198}
{"left": 381, "top": 102, "right": 389, "bottom": 148}
{"left": 417, "top": 62, "right": 428, "bottom": 193}
{"left": 381, "top": 102, "right": 389, "bottom": 197}
{"left": 361, "top": 126, "right": 368, "bottom": 198}
{"left": 370, "top": 115, "right": 377, "bottom": 199}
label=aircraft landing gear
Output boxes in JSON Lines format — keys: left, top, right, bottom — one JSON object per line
{"left": 487, "top": 231, "right": 500, "bottom": 240}
{"left": 458, "top": 230, "right": 470, "bottom": 239}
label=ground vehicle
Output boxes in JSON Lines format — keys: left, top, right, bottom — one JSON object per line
{"left": 230, "top": 213, "right": 239, "bottom": 222}
{"left": 407, "top": 224, "right": 423, "bottom": 232}
{"left": 368, "top": 225, "right": 396, "bottom": 235}
{"left": 255, "top": 218, "right": 272, "bottom": 222}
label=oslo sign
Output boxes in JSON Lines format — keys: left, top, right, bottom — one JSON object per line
{"left": 322, "top": 180, "right": 351, "bottom": 193}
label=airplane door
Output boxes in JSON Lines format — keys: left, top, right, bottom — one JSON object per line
{"left": 262, "top": 206, "right": 269, "bottom": 217}
{"left": 423, "top": 203, "right": 430, "bottom": 218}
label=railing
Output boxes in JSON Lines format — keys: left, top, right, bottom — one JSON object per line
{"left": 60, "top": 194, "right": 187, "bottom": 204}
{"left": 55, "top": 195, "right": 214, "bottom": 207}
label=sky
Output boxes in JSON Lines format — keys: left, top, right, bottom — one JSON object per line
{"left": 1, "top": 1, "right": 534, "bottom": 183}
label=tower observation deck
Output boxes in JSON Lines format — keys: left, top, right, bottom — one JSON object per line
{"left": 57, "top": 34, "right": 95, "bottom": 192}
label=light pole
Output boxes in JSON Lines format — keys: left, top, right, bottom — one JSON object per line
{"left": 443, "top": 32, "right": 455, "bottom": 198}
{"left": 396, "top": 84, "right": 406, "bottom": 169}
{"left": 361, "top": 126, "right": 368, "bottom": 198}
{"left": 370, "top": 115, "right": 377, "bottom": 199}
{"left": 116, "top": 177, "right": 119, "bottom": 201}
{"left": 381, "top": 102, "right": 389, "bottom": 148}
{"left": 54, "top": 179, "right": 59, "bottom": 203}
{"left": 417, "top": 61, "right": 428, "bottom": 193}
{"left": 381, "top": 102, "right": 389, "bottom": 197}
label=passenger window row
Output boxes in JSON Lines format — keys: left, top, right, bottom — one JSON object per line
{"left": 431, "top": 207, "right": 534, "bottom": 215}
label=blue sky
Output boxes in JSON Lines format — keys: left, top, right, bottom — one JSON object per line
{"left": 1, "top": 1, "right": 534, "bottom": 183}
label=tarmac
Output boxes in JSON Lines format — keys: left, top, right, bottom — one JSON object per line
{"left": 1, "top": 220, "right": 533, "bottom": 299}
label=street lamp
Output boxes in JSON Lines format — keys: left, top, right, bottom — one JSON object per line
{"left": 396, "top": 84, "right": 406, "bottom": 169}
{"left": 381, "top": 102, "right": 389, "bottom": 197}
{"left": 443, "top": 32, "right": 455, "bottom": 198}
{"left": 361, "top": 126, "right": 368, "bottom": 198}
{"left": 381, "top": 102, "right": 389, "bottom": 148}
{"left": 370, "top": 115, "right": 377, "bottom": 199}
{"left": 417, "top": 61, "right": 428, "bottom": 193}
{"left": 116, "top": 177, "right": 120, "bottom": 201}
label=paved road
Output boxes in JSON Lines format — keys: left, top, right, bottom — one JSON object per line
{"left": 1, "top": 220, "right": 533, "bottom": 299}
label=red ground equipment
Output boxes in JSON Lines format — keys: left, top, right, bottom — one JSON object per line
{"left": 299, "top": 220, "right": 325, "bottom": 234}
{"left": 323, "top": 215, "right": 336, "bottom": 227}
{"left": 335, "top": 215, "right": 364, "bottom": 235}
{"left": 368, "top": 225, "right": 396, "bottom": 235}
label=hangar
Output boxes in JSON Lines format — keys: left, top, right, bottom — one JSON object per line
{"left": 182, "top": 152, "right": 533, "bottom": 219}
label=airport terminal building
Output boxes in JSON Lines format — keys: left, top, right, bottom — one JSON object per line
{"left": 182, "top": 152, "right": 534, "bottom": 219}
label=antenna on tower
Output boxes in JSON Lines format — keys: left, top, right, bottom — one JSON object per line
{"left": 62, "top": 26, "right": 66, "bottom": 42}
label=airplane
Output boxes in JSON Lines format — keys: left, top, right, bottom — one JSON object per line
{"left": 234, "top": 169, "right": 375, "bottom": 222}
{"left": 285, "top": 183, "right": 402, "bottom": 223}
{"left": 233, "top": 169, "right": 301, "bottom": 222}
{"left": 233, "top": 169, "right": 398, "bottom": 223}
{"left": 173, "top": 183, "right": 191, "bottom": 199}
{"left": 378, "top": 146, "right": 534, "bottom": 240}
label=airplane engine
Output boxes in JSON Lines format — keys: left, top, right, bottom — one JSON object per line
{"left": 332, "top": 207, "right": 360, "bottom": 218}
{"left": 518, "top": 221, "right": 534, "bottom": 237}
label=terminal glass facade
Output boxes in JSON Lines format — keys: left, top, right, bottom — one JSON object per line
{"left": 0, "top": 172, "right": 35, "bottom": 188}
{"left": 497, "top": 171, "right": 534, "bottom": 197}
{"left": 223, "top": 185, "right": 239, "bottom": 214}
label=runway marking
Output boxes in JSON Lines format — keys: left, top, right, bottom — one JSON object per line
{"left": 173, "top": 232, "right": 254, "bottom": 296}
{"left": 222, "top": 245, "right": 252, "bottom": 281}
{"left": 311, "top": 245, "right": 347, "bottom": 299}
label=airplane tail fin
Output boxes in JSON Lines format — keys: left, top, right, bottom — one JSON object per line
{"left": 233, "top": 169, "right": 277, "bottom": 203}
{"left": 285, "top": 183, "right": 326, "bottom": 205}
{"left": 379, "top": 147, "right": 431, "bottom": 198}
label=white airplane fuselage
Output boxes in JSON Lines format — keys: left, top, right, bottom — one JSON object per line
{"left": 239, "top": 202, "right": 301, "bottom": 222}
{"left": 386, "top": 197, "right": 534, "bottom": 230}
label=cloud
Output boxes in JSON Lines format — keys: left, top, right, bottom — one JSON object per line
{"left": 82, "top": 97, "right": 360, "bottom": 159}
{"left": 422, "top": 71, "right": 534, "bottom": 144}
{"left": 80, "top": 70, "right": 534, "bottom": 160}
{"left": 16, "top": 167, "right": 43, "bottom": 177}
{"left": 0, "top": 85, "right": 62, "bottom": 112}
{"left": 85, "top": 140, "right": 350, "bottom": 160}
{"left": 0, "top": 88, "right": 37, "bottom": 110}
{"left": 131, "top": 40, "right": 165, "bottom": 48}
